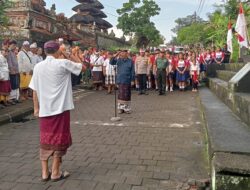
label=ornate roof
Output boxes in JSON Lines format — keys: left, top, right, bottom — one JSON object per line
{"left": 71, "top": 0, "right": 112, "bottom": 29}
{"left": 72, "top": 5, "right": 107, "bottom": 18}
{"left": 73, "top": 2, "right": 104, "bottom": 11}
{"left": 76, "top": 0, "right": 94, "bottom": 3}
{"left": 75, "top": 0, "right": 104, "bottom": 9}
{"left": 93, "top": 10, "right": 107, "bottom": 18}
{"left": 70, "top": 14, "right": 94, "bottom": 24}
{"left": 94, "top": 18, "right": 113, "bottom": 29}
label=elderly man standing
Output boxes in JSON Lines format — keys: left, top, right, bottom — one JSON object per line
{"left": 110, "top": 50, "right": 135, "bottom": 114}
{"left": 29, "top": 43, "right": 41, "bottom": 68}
{"left": 135, "top": 49, "right": 149, "bottom": 95}
{"left": 29, "top": 41, "right": 84, "bottom": 182}
{"left": 17, "top": 41, "right": 33, "bottom": 100}
{"left": 7, "top": 40, "right": 20, "bottom": 104}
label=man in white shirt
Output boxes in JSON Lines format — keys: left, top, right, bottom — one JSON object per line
{"left": 90, "top": 50, "right": 104, "bottom": 90}
{"left": 29, "top": 43, "right": 41, "bottom": 69}
{"left": 17, "top": 41, "right": 32, "bottom": 100}
{"left": 29, "top": 41, "right": 84, "bottom": 182}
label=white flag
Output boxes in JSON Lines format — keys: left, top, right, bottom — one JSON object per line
{"left": 235, "top": 3, "right": 249, "bottom": 48}
{"left": 227, "top": 22, "right": 233, "bottom": 53}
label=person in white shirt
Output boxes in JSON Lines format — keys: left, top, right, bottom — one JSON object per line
{"left": 90, "top": 50, "right": 104, "bottom": 90}
{"left": 17, "top": 41, "right": 32, "bottom": 100}
{"left": 29, "top": 43, "right": 41, "bottom": 69}
{"left": 0, "top": 49, "right": 11, "bottom": 107}
{"left": 37, "top": 47, "right": 44, "bottom": 63}
{"left": 29, "top": 41, "right": 84, "bottom": 182}
{"left": 103, "top": 52, "right": 116, "bottom": 94}
{"left": 190, "top": 54, "right": 200, "bottom": 92}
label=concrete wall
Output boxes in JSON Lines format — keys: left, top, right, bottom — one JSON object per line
{"left": 97, "top": 34, "right": 131, "bottom": 49}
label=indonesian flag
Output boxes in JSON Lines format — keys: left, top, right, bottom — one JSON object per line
{"left": 235, "top": 3, "right": 249, "bottom": 48}
{"left": 227, "top": 21, "right": 233, "bottom": 53}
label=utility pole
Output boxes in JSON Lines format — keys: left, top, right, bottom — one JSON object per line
{"left": 193, "top": 11, "right": 197, "bottom": 23}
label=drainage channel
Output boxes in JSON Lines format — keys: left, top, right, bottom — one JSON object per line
{"left": 212, "top": 166, "right": 250, "bottom": 190}
{"left": 13, "top": 114, "right": 36, "bottom": 123}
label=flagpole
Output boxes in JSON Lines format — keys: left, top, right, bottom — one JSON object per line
{"left": 111, "top": 53, "right": 121, "bottom": 122}
{"left": 239, "top": 44, "right": 241, "bottom": 61}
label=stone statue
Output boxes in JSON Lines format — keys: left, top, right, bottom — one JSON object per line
{"left": 27, "top": 18, "right": 33, "bottom": 29}
{"left": 121, "top": 35, "right": 126, "bottom": 41}
{"left": 50, "top": 4, "right": 56, "bottom": 16}
{"left": 109, "top": 30, "right": 115, "bottom": 37}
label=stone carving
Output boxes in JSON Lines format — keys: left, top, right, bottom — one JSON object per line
{"left": 36, "top": 20, "right": 48, "bottom": 30}
{"left": 50, "top": 4, "right": 56, "bottom": 16}
{"left": 10, "top": 0, "right": 29, "bottom": 8}
{"left": 109, "top": 30, "right": 115, "bottom": 37}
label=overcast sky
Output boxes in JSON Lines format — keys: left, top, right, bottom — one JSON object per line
{"left": 46, "top": 0, "right": 221, "bottom": 42}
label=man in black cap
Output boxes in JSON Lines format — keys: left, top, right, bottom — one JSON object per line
{"left": 29, "top": 41, "right": 85, "bottom": 182}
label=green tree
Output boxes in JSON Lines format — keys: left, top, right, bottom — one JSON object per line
{"left": 116, "top": 0, "right": 162, "bottom": 48}
{"left": 0, "top": 0, "right": 11, "bottom": 27}
{"left": 172, "top": 13, "right": 204, "bottom": 34}
{"left": 206, "top": 10, "right": 229, "bottom": 47}
{"left": 224, "top": 0, "right": 238, "bottom": 19}
{"left": 176, "top": 23, "right": 208, "bottom": 46}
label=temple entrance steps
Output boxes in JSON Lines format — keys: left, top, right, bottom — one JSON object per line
{"left": 200, "top": 63, "right": 250, "bottom": 189}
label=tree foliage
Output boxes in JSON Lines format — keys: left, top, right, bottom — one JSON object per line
{"left": 116, "top": 0, "right": 162, "bottom": 48}
{"left": 172, "top": 0, "right": 250, "bottom": 61}
{"left": 206, "top": 10, "right": 229, "bottom": 47}
{"left": 0, "top": 0, "right": 11, "bottom": 27}
{"left": 224, "top": 0, "right": 239, "bottom": 20}
{"left": 176, "top": 23, "right": 208, "bottom": 46}
{"left": 172, "top": 13, "right": 204, "bottom": 34}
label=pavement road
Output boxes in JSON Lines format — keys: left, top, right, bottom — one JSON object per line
{"left": 0, "top": 89, "right": 209, "bottom": 190}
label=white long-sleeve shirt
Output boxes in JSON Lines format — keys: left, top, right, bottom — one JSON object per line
{"left": 0, "top": 54, "right": 10, "bottom": 80}
{"left": 91, "top": 55, "right": 104, "bottom": 72}
{"left": 28, "top": 51, "right": 42, "bottom": 70}
{"left": 17, "top": 50, "right": 32, "bottom": 73}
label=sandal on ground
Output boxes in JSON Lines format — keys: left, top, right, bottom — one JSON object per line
{"left": 41, "top": 172, "right": 51, "bottom": 182}
{"left": 51, "top": 171, "right": 70, "bottom": 182}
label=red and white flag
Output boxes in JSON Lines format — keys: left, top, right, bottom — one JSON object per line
{"left": 227, "top": 21, "right": 233, "bottom": 53}
{"left": 235, "top": 3, "right": 249, "bottom": 48}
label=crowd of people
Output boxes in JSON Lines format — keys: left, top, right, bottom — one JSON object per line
{"left": 0, "top": 38, "right": 230, "bottom": 110}
{"left": 0, "top": 38, "right": 231, "bottom": 181}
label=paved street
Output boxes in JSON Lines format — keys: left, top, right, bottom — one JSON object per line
{"left": 0, "top": 90, "right": 209, "bottom": 190}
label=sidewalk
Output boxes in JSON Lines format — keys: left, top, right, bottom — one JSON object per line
{"left": 0, "top": 90, "right": 210, "bottom": 190}
{"left": 0, "top": 100, "right": 33, "bottom": 125}
{"left": 0, "top": 84, "right": 93, "bottom": 126}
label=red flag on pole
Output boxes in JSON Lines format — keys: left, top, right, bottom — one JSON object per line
{"left": 235, "top": 3, "right": 249, "bottom": 48}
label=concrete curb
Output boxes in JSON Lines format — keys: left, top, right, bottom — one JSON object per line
{"left": 0, "top": 85, "right": 93, "bottom": 127}
{"left": 0, "top": 105, "right": 33, "bottom": 126}
{"left": 199, "top": 87, "right": 250, "bottom": 189}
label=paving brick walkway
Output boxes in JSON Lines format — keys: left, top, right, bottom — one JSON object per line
{"left": 0, "top": 90, "right": 209, "bottom": 190}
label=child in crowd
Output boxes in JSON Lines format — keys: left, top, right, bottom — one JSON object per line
{"left": 103, "top": 52, "right": 116, "bottom": 94}
{"left": 166, "top": 52, "right": 175, "bottom": 92}
{"left": 176, "top": 53, "right": 188, "bottom": 91}
{"left": 190, "top": 54, "right": 200, "bottom": 92}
